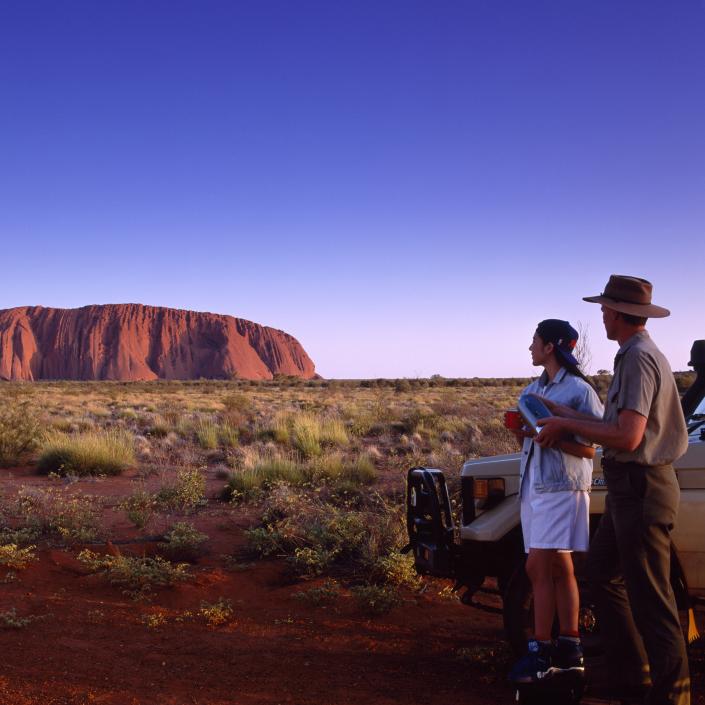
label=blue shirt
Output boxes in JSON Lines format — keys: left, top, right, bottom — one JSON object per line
{"left": 519, "top": 367, "right": 604, "bottom": 492}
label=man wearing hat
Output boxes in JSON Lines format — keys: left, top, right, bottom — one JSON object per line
{"left": 535, "top": 275, "right": 690, "bottom": 705}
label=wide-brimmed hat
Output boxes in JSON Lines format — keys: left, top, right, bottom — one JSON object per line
{"left": 583, "top": 274, "right": 670, "bottom": 318}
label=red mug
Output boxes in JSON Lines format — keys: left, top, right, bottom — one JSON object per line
{"left": 503, "top": 409, "right": 523, "bottom": 431}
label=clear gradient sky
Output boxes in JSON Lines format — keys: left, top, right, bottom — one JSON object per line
{"left": 1, "top": 1, "right": 703, "bottom": 378}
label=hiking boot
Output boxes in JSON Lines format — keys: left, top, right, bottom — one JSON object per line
{"left": 509, "top": 639, "right": 553, "bottom": 683}
{"left": 552, "top": 636, "right": 585, "bottom": 673}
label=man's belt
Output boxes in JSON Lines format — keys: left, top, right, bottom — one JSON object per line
{"left": 601, "top": 457, "right": 669, "bottom": 472}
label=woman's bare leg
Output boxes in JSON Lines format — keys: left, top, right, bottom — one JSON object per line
{"left": 525, "top": 548, "right": 558, "bottom": 641}
{"left": 553, "top": 552, "right": 579, "bottom": 635}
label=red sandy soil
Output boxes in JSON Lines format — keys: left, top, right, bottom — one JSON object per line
{"left": 1, "top": 467, "right": 703, "bottom": 705}
{"left": 0, "top": 468, "right": 511, "bottom": 705}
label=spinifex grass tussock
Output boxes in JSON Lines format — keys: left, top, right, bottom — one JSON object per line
{"left": 77, "top": 549, "right": 189, "bottom": 599}
{"left": 224, "top": 455, "right": 302, "bottom": 500}
{"left": 0, "top": 399, "right": 43, "bottom": 466}
{"left": 195, "top": 418, "right": 219, "bottom": 450}
{"left": 224, "top": 449, "right": 376, "bottom": 501}
{"left": 37, "top": 429, "right": 135, "bottom": 476}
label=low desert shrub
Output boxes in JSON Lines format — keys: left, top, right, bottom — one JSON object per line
{"left": 0, "top": 526, "right": 41, "bottom": 546}
{"left": 13, "top": 487, "right": 102, "bottom": 543}
{"left": 119, "top": 489, "right": 157, "bottom": 529}
{"left": 162, "top": 521, "right": 208, "bottom": 561}
{"left": 37, "top": 430, "right": 135, "bottom": 476}
{"left": 78, "top": 549, "right": 189, "bottom": 599}
{"left": 155, "top": 468, "right": 207, "bottom": 513}
{"left": 350, "top": 584, "right": 401, "bottom": 615}
{"left": 293, "top": 579, "right": 340, "bottom": 606}
{"left": 199, "top": 597, "right": 234, "bottom": 626}
{"left": 0, "top": 400, "right": 43, "bottom": 466}
{"left": 0, "top": 607, "right": 43, "bottom": 629}
{"left": 245, "top": 485, "right": 406, "bottom": 583}
{"left": 0, "top": 543, "right": 37, "bottom": 570}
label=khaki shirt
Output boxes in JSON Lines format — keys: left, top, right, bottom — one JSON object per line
{"left": 603, "top": 330, "right": 688, "bottom": 465}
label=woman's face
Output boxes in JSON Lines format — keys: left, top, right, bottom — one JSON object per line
{"left": 529, "top": 332, "right": 553, "bottom": 367}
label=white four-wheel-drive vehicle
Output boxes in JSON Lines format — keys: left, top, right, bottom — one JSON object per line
{"left": 404, "top": 340, "right": 705, "bottom": 655}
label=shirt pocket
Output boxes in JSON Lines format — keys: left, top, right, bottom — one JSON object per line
{"left": 541, "top": 448, "right": 566, "bottom": 487}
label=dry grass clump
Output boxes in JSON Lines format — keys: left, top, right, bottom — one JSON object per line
{"left": 0, "top": 399, "right": 43, "bottom": 466}
{"left": 37, "top": 430, "right": 135, "bottom": 476}
{"left": 223, "top": 448, "right": 377, "bottom": 501}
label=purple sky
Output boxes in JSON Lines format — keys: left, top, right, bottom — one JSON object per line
{"left": 1, "top": 1, "right": 703, "bottom": 377}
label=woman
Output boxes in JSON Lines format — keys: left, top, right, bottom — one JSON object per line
{"left": 508, "top": 319, "right": 603, "bottom": 684}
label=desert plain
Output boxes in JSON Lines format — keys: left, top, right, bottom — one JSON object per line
{"left": 0, "top": 377, "right": 702, "bottom": 705}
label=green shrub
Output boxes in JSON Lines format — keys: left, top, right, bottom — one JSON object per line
{"left": 37, "top": 430, "right": 135, "bottom": 476}
{"left": 156, "top": 468, "right": 206, "bottom": 513}
{"left": 0, "top": 527, "right": 41, "bottom": 547}
{"left": 119, "top": 489, "right": 157, "bottom": 529}
{"left": 162, "top": 522, "right": 208, "bottom": 561}
{"left": 0, "top": 400, "right": 43, "bottom": 466}
{"left": 0, "top": 543, "right": 37, "bottom": 570}
{"left": 199, "top": 597, "right": 233, "bottom": 626}
{"left": 350, "top": 584, "right": 401, "bottom": 615}
{"left": 77, "top": 549, "right": 189, "bottom": 599}
{"left": 293, "top": 579, "right": 340, "bottom": 606}
{"left": 246, "top": 486, "right": 404, "bottom": 583}
{"left": 13, "top": 487, "right": 102, "bottom": 543}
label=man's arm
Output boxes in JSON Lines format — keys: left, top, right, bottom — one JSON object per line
{"left": 535, "top": 409, "right": 647, "bottom": 451}
{"left": 532, "top": 394, "right": 600, "bottom": 422}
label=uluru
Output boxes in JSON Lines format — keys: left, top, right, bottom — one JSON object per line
{"left": 0, "top": 304, "right": 316, "bottom": 381}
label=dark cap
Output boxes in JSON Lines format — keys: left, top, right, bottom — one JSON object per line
{"left": 536, "top": 319, "right": 580, "bottom": 368}
{"left": 583, "top": 274, "right": 670, "bottom": 318}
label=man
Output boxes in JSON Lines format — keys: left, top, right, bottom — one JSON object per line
{"left": 534, "top": 274, "right": 690, "bottom": 705}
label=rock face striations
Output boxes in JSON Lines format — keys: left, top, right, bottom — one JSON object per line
{"left": 0, "top": 305, "right": 316, "bottom": 381}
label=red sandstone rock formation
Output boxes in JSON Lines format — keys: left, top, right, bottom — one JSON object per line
{"left": 0, "top": 305, "right": 316, "bottom": 381}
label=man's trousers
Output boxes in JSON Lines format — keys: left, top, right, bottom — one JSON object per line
{"left": 586, "top": 461, "right": 690, "bottom": 705}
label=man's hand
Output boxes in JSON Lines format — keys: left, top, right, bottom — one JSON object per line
{"left": 535, "top": 416, "right": 568, "bottom": 447}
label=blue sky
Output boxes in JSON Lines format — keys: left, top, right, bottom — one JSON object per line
{"left": 1, "top": 1, "right": 703, "bottom": 377}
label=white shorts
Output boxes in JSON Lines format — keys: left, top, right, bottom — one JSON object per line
{"left": 520, "top": 462, "right": 589, "bottom": 553}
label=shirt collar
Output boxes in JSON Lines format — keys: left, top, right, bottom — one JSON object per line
{"left": 538, "top": 366, "right": 567, "bottom": 388}
{"left": 615, "top": 330, "right": 650, "bottom": 361}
